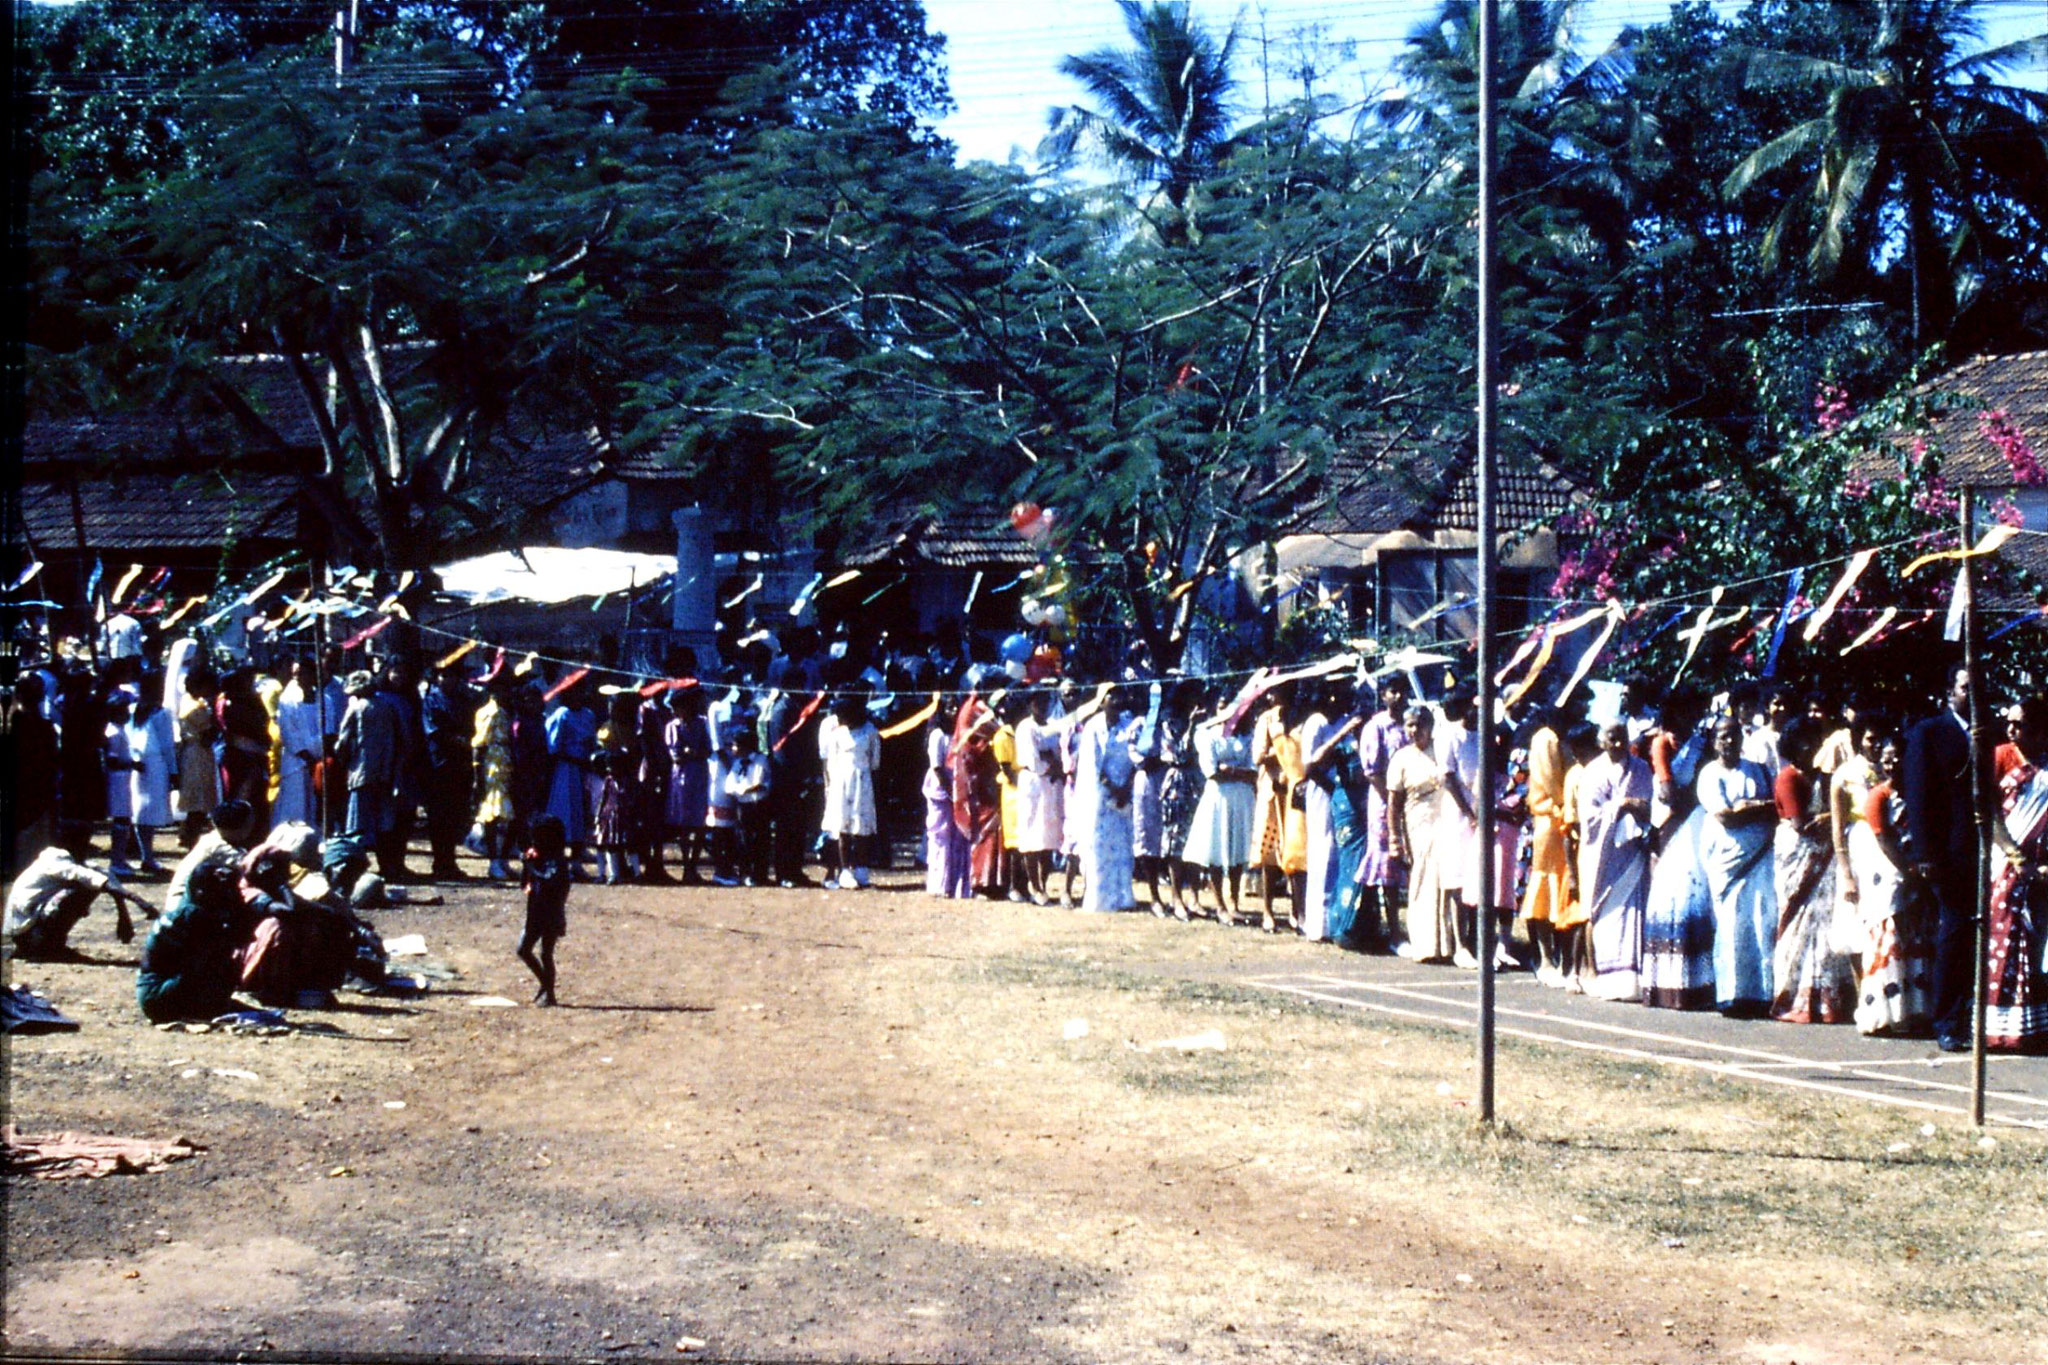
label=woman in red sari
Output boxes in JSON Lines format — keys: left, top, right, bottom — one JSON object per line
{"left": 1985, "top": 695, "right": 2048, "bottom": 1052}
{"left": 951, "top": 696, "right": 1005, "bottom": 897}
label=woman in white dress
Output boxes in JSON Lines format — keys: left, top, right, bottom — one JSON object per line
{"left": 1697, "top": 716, "right": 1780, "bottom": 1016}
{"left": 274, "top": 660, "right": 325, "bottom": 829}
{"left": 1080, "top": 689, "right": 1138, "bottom": 913}
{"left": 1387, "top": 706, "right": 1460, "bottom": 962}
{"left": 1012, "top": 693, "right": 1064, "bottom": 903}
{"left": 1578, "top": 722, "right": 1654, "bottom": 1001}
{"left": 1294, "top": 686, "right": 1338, "bottom": 941}
{"left": 125, "top": 689, "right": 176, "bottom": 876}
{"left": 1181, "top": 697, "right": 1257, "bottom": 921}
{"left": 820, "top": 692, "right": 882, "bottom": 890}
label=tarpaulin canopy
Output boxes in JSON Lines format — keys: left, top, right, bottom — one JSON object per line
{"left": 433, "top": 547, "right": 676, "bottom": 606}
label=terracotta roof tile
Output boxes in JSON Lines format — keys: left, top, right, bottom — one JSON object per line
{"left": 1292, "top": 435, "right": 1582, "bottom": 537}
{"left": 838, "top": 506, "right": 1042, "bottom": 569}
{"left": 1915, "top": 349, "right": 2048, "bottom": 489}
{"left": 19, "top": 468, "right": 303, "bottom": 553}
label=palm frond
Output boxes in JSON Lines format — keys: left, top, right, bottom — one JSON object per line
{"left": 1722, "top": 118, "right": 1830, "bottom": 200}
{"left": 1736, "top": 47, "right": 1881, "bottom": 93}
{"left": 1944, "top": 32, "right": 2048, "bottom": 81}
{"left": 1811, "top": 141, "right": 1880, "bottom": 277}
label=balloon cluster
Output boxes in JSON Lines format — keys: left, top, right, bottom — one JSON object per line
{"left": 1009, "top": 501, "right": 1057, "bottom": 546}
{"left": 1006, "top": 502, "right": 1076, "bottom": 681}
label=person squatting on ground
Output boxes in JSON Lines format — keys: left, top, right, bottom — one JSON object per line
{"left": 5, "top": 842, "right": 161, "bottom": 960}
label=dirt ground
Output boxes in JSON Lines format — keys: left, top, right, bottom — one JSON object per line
{"left": 5, "top": 863, "right": 2045, "bottom": 1364}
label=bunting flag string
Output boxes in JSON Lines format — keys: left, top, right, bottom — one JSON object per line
{"left": 1944, "top": 566, "right": 1969, "bottom": 643}
{"left": 435, "top": 638, "right": 480, "bottom": 670}
{"left": 1902, "top": 525, "right": 2016, "bottom": 578}
{"left": 100, "top": 518, "right": 2045, "bottom": 721}
{"left": 877, "top": 692, "right": 942, "bottom": 739}
{"left": 723, "top": 575, "right": 764, "bottom": 611}
{"left": 1991, "top": 608, "right": 2048, "bottom": 641}
{"left": 543, "top": 667, "right": 590, "bottom": 702}
{"left": 1674, "top": 589, "right": 1750, "bottom": 685}
{"left": 1802, "top": 549, "right": 1873, "bottom": 641}
{"left": 109, "top": 563, "right": 146, "bottom": 606}
{"left": 339, "top": 615, "right": 393, "bottom": 651}
{"left": 1760, "top": 569, "right": 1805, "bottom": 678}
{"left": 1553, "top": 603, "right": 1626, "bottom": 706}
{"left": 238, "top": 567, "right": 292, "bottom": 609}
{"left": 1494, "top": 611, "right": 1559, "bottom": 686}
{"left": 787, "top": 572, "right": 824, "bottom": 618}
{"left": 771, "top": 692, "right": 827, "bottom": 753}
{"left": 1840, "top": 606, "right": 1899, "bottom": 656}
{"left": 159, "top": 595, "right": 208, "bottom": 631}
{"left": 1501, "top": 605, "right": 1607, "bottom": 706}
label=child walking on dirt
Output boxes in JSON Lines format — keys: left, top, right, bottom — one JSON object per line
{"left": 518, "top": 814, "right": 570, "bottom": 1006}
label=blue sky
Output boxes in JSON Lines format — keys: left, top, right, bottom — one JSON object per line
{"left": 925, "top": 0, "right": 2048, "bottom": 166}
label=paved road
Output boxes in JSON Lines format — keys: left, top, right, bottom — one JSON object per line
{"left": 1215, "top": 954, "right": 2048, "bottom": 1130}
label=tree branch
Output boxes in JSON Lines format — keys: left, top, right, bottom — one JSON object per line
{"left": 357, "top": 325, "right": 407, "bottom": 483}
{"left": 271, "top": 332, "right": 348, "bottom": 480}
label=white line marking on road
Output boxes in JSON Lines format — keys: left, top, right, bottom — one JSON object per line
{"left": 1250, "top": 976, "right": 2048, "bottom": 1130}
{"left": 1261, "top": 973, "right": 2048, "bottom": 1107}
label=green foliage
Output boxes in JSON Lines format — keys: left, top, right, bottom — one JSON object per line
{"left": 43, "top": 42, "right": 702, "bottom": 568}
{"left": 1040, "top": 0, "right": 1241, "bottom": 240}
{"left": 1721, "top": 0, "right": 2048, "bottom": 349}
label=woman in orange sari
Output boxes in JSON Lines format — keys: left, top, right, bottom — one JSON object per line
{"left": 951, "top": 697, "right": 1005, "bottom": 898}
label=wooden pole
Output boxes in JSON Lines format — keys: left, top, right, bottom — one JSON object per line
{"left": 1474, "top": 0, "right": 1500, "bottom": 1125}
{"left": 1961, "top": 488, "right": 1989, "bottom": 1126}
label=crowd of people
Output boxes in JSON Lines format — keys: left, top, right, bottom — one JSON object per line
{"left": 4, "top": 618, "right": 2045, "bottom": 1051}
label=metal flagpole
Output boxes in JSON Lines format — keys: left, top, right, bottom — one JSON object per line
{"left": 1475, "top": 0, "right": 1501, "bottom": 1125}
{"left": 1961, "top": 488, "right": 1989, "bottom": 1126}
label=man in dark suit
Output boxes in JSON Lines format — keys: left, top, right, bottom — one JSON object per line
{"left": 1903, "top": 665, "right": 1978, "bottom": 1051}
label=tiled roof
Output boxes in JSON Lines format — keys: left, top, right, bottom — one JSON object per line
{"left": 19, "top": 467, "right": 304, "bottom": 553}
{"left": 837, "top": 507, "right": 1043, "bottom": 569}
{"left": 1291, "top": 435, "right": 1582, "bottom": 538}
{"left": 23, "top": 353, "right": 616, "bottom": 547}
{"left": 1916, "top": 349, "right": 2048, "bottom": 488}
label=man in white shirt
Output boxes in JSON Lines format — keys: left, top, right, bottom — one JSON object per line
{"left": 6, "top": 845, "right": 160, "bottom": 959}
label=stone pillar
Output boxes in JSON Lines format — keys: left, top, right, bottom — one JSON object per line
{"left": 670, "top": 506, "right": 718, "bottom": 670}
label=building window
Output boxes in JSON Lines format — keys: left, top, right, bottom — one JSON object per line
{"left": 1374, "top": 549, "right": 1536, "bottom": 643}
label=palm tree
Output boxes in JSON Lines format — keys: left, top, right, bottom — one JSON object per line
{"left": 1374, "top": 0, "right": 1647, "bottom": 257}
{"left": 1722, "top": 0, "right": 2048, "bottom": 347}
{"left": 1040, "top": 1, "right": 1240, "bottom": 242}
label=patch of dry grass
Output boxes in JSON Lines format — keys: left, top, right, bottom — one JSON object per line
{"left": 970, "top": 937, "right": 2048, "bottom": 1335}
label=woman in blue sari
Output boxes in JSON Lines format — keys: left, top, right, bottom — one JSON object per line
{"left": 1305, "top": 701, "right": 1373, "bottom": 948}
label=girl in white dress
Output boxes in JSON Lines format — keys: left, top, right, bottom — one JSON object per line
{"left": 1181, "top": 698, "right": 1257, "bottom": 921}
{"left": 820, "top": 692, "right": 882, "bottom": 889}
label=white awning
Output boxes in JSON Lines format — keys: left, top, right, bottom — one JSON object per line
{"left": 433, "top": 547, "right": 676, "bottom": 605}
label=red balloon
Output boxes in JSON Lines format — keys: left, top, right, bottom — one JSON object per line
{"left": 1010, "top": 502, "right": 1043, "bottom": 533}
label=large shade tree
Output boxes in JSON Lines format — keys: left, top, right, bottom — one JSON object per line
{"left": 43, "top": 46, "right": 703, "bottom": 569}
{"left": 673, "top": 87, "right": 1496, "bottom": 665}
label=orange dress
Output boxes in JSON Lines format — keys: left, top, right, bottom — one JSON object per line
{"left": 1275, "top": 728, "right": 1308, "bottom": 874}
{"left": 1519, "top": 726, "right": 1573, "bottom": 926}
